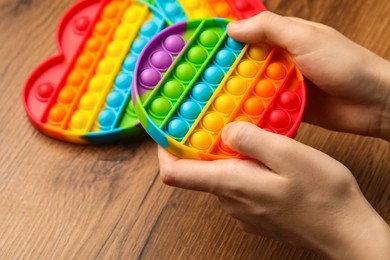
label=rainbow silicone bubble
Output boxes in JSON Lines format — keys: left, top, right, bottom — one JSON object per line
{"left": 153, "top": 0, "right": 266, "bottom": 23}
{"left": 23, "top": 0, "right": 168, "bottom": 144}
{"left": 133, "top": 18, "right": 306, "bottom": 160}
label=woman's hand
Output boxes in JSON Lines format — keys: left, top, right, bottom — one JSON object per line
{"left": 227, "top": 11, "right": 390, "bottom": 141}
{"left": 158, "top": 122, "right": 390, "bottom": 259}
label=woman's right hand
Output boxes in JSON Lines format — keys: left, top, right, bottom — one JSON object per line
{"left": 227, "top": 11, "right": 390, "bottom": 141}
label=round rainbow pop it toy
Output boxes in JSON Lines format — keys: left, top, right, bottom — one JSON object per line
{"left": 133, "top": 18, "right": 306, "bottom": 160}
{"left": 22, "top": 0, "right": 168, "bottom": 144}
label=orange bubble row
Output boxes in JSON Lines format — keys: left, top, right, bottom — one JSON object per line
{"left": 185, "top": 44, "right": 292, "bottom": 156}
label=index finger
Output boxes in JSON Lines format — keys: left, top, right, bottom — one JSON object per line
{"left": 227, "top": 11, "right": 314, "bottom": 54}
{"left": 158, "top": 146, "right": 279, "bottom": 196}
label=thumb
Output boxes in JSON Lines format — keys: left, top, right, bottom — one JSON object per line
{"left": 221, "top": 122, "right": 298, "bottom": 171}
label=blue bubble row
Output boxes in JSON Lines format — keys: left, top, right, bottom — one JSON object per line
{"left": 153, "top": 0, "right": 187, "bottom": 24}
{"left": 163, "top": 36, "right": 244, "bottom": 140}
{"left": 97, "top": 6, "right": 167, "bottom": 131}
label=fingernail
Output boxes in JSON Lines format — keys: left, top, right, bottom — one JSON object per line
{"left": 228, "top": 20, "right": 243, "bottom": 30}
{"left": 222, "top": 123, "right": 233, "bottom": 142}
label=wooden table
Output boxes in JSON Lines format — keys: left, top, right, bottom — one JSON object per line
{"left": 1, "top": 0, "right": 389, "bottom": 259}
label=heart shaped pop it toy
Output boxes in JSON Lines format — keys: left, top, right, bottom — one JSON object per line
{"left": 153, "top": 0, "right": 266, "bottom": 24}
{"left": 133, "top": 18, "right": 306, "bottom": 160}
{"left": 22, "top": 0, "right": 168, "bottom": 144}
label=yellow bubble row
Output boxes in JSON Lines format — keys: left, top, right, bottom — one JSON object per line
{"left": 178, "top": 0, "right": 236, "bottom": 20}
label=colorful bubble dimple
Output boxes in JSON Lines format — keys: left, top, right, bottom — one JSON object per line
{"left": 76, "top": 54, "right": 93, "bottom": 70}
{"left": 88, "top": 76, "right": 106, "bottom": 92}
{"left": 123, "top": 55, "right": 137, "bottom": 71}
{"left": 192, "top": 9, "right": 210, "bottom": 18}
{"left": 150, "top": 97, "right": 172, "bottom": 117}
{"left": 248, "top": 45, "right": 269, "bottom": 61}
{"left": 98, "top": 109, "right": 116, "bottom": 128}
{"left": 190, "top": 131, "right": 212, "bottom": 150}
{"left": 175, "top": 63, "right": 196, "bottom": 82}
{"left": 204, "top": 66, "right": 224, "bottom": 85}
{"left": 123, "top": 8, "right": 138, "bottom": 23}
{"left": 74, "top": 17, "right": 90, "bottom": 33}
{"left": 236, "top": 0, "right": 251, "bottom": 11}
{"left": 58, "top": 87, "right": 76, "bottom": 105}
{"left": 199, "top": 30, "right": 220, "bottom": 48}
{"left": 103, "top": 4, "right": 119, "bottom": 19}
{"left": 115, "top": 25, "right": 131, "bottom": 41}
{"left": 140, "top": 21, "right": 158, "bottom": 37}
{"left": 268, "top": 109, "right": 290, "bottom": 129}
{"left": 94, "top": 21, "right": 110, "bottom": 35}
{"left": 226, "top": 77, "right": 246, "bottom": 96}
{"left": 214, "top": 95, "right": 235, "bottom": 113}
{"left": 266, "top": 62, "right": 287, "bottom": 80}
{"left": 167, "top": 118, "right": 189, "bottom": 138}
{"left": 126, "top": 104, "right": 136, "bottom": 116}
{"left": 106, "top": 41, "right": 124, "bottom": 57}
{"left": 187, "top": 46, "right": 208, "bottom": 65}
{"left": 162, "top": 80, "right": 183, "bottom": 99}
{"left": 85, "top": 38, "right": 102, "bottom": 53}
{"left": 106, "top": 91, "right": 124, "bottom": 108}
{"left": 48, "top": 105, "right": 67, "bottom": 123}
{"left": 115, "top": 73, "right": 132, "bottom": 90}
{"left": 163, "top": 34, "right": 185, "bottom": 54}
{"left": 79, "top": 93, "right": 97, "bottom": 110}
{"left": 202, "top": 113, "right": 224, "bottom": 132}
{"left": 255, "top": 79, "right": 275, "bottom": 98}
{"left": 70, "top": 111, "right": 89, "bottom": 130}
{"left": 150, "top": 50, "right": 173, "bottom": 71}
{"left": 237, "top": 60, "right": 258, "bottom": 78}
{"left": 165, "top": 3, "right": 180, "bottom": 16}
{"left": 191, "top": 83, "right": 213, "bottom": 102}
{"left": 36, "top": 83, "right": 54, "bottom": 101}
{"left": 215, "top": 49, "right": 236, "bottom": 67}
{"left": 185, "top": 0, "right": 200, "bottom": 8}
{"left": 139, "top": 68, "right": 162, "bottom": 88}
{"left": 67, "top": 71, "right": 85, "bottom": 86}
{"left": 278, "top": 91, "right": 301, "bottom": 110}
{"left": 226, "top": 37, "right": 244, "bottom": 50}
{"left": 98, "top": 59, "right": 115, "bottom": 75}
{"left": 179, "top": 100, "right": 202, "bottom": 120}
{"left": 243, "top": 97, "right": 264, "bottom": 116}
{"left": 132, "top": 37, "right": 148, "bottom": 53}
{"left": 215, "top": 3, "right": 230, "bottom": 17}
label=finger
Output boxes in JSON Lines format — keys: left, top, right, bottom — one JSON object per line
{"left": 221, "top": 122, "right": 306, "bottom": 172}
{"left": 227, "top": 11, "right": 314, "bottom": 53}
{"left": 285, "top": 16, "right": 328, "bottom": 28}
{"left": 158, "top": 146, "right": 278, "bottom": 195}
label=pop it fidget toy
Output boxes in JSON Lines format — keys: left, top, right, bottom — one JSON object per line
{"left": 133, "top": 18, "right": 306, "bottom": 160}
{"left": 153, "top": 0, "right": 266, "bottom": 24}
{"left": 22, "top": 0, "right": 168, "bottom": 144}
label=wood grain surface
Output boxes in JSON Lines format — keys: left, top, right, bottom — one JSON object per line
{"left": 0, "top": 0, "right": 389, "bottom": 259}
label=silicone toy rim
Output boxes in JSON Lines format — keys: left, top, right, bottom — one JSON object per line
{"left": 132, "top": 18, "right": 306, "bottom": 160}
